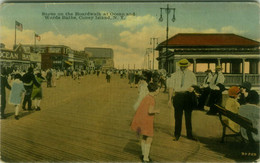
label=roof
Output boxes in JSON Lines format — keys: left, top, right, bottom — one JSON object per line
{"left": 156, "top": 33, "right": 260, "bottom": 49}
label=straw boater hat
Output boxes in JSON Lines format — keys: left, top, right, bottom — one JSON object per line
{"left": 177, "top": 59, "right": 191, "bottom": 67}
{"left": 215, "top": 65, "right": 222, "bottom": 70}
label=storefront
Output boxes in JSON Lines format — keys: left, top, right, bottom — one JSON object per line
{"left": 0, "top": 44, "right": 31, "bottom": 72}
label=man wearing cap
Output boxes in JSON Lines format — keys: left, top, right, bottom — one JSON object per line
{"left": 168, "top": 59, "right": 198, "bottom": 141}
{"left": 205, "top": 65, "right": 225, "bottom": 115}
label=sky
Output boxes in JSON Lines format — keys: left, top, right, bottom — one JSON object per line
{"left": 0, "top": 2, "right": 259, "bottom": 69}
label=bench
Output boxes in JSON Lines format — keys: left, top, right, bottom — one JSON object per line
{"left": 213, "top": 104, "right": 258, "bottom": 144}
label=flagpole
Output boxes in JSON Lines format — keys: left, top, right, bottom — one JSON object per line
{"left": 14, "top": 21, "right": 16, "bottom": 48}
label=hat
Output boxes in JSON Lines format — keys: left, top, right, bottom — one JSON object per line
{"left": 205, "top": 69, "right": 212, "bottom": 73}
{"left": 215, "top": 65, "right": 222, "bottom": 70}
{"left": 177, "top": 59, "right": 191, "bottom": 67}
{"left": 246, "top": 90, "right": 259, "bottom": 105}
{"left": 241, "top": 81, "right": 251, "bottom": 92}
{"left": 228, "top": 86, "right": 240, "bottom": 98}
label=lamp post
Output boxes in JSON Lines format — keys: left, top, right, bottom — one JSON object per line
{"left": 150, "top": 37, "right": 158, "bottom": 70}
{"left": 159, "top": 4, "right": 175, "bottom": 71}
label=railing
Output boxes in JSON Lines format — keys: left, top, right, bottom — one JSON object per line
{"left": 196, "top": 73, "right": 260, "bottom": 87}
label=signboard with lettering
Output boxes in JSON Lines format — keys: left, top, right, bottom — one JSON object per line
{"left": 30, "top": 53, "right": 41, "bottom": 62}
{"left": 22, "top": 53, "right": 30, "bottom": 61}
{"left": 0, "top": 50, "right": 18, "bottom": 60}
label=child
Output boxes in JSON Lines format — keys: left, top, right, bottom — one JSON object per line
{"left": 31, "top": 72, "right": 45, "bottom": 111}
{"left": 133, "top": 75, "right": 149, "bottom": 111}
{"left": 131, "top": 83, "right": 160, "bottom": 162}
{"left": 9, "top": 74, "right": 25, "bottom": 120}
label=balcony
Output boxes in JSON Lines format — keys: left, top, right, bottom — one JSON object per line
{"left": 196, "top": 73, "right": 260, "bottom": 87}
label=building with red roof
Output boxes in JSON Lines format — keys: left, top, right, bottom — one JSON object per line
{"left": 156, "top": 33, "right": 259, "bottom": 86}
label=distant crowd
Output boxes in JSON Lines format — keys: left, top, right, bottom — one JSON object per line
{"left": 1, "top": 62, "right": 259, "bottom": 162}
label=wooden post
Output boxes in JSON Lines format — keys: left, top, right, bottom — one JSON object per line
{"left": 242, "top": 59, "right": 245, "bottom": 83}
{"left": 193, "top": 58, "right": 197, "bottom": 73}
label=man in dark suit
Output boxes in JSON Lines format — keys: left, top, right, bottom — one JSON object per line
{"left": 1, "top": 67, "right": 11, "bottom": 119}
{"left": 172, "top": 85, "right": 201, "bottom": 141}
{"left": 22, "top": 67, "right": 40, "bottom": 111}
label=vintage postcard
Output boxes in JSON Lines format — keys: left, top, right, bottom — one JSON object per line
{"left": 0, "top": 1, "right": 259, "bottom": 162}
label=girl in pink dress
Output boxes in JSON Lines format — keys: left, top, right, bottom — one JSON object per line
{"left": 131, "top": 83, "right": 160, "bottom": 162}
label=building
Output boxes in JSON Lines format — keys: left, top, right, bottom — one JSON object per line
{"left": 84, "top": 47, "right": 114, "bottom": 70}
{"left": 68, "top": 49, "right": 89, "bottom": 70}
{"left": 156, "top": 33, "right": 260, "bottom": 86}
{"left": 0, "top": 44, "right": 39, "bottom": 72}
{"left": 22, "top": 45, "right": 88, "bottom": 70}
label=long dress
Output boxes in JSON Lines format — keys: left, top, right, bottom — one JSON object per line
{"left": 31, "top": 76, "right": 45, "bottom": 100}
{"left": 131, "top": 95, "right": 155, "bottom": 137}
{"left": 9, "top": 79, "right": 25, "bottom": 105}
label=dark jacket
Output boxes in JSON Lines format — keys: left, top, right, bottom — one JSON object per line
{"left": 0, "top": 75, "right": 11, "bottom": 96}
{"left": 22, "top": 72, "right": 40, "bottom": 88}
{"left": 173, "top": 91, "right": 199, "bottom": 111}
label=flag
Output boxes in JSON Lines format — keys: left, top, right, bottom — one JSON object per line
{"left": 15, "top": 21, "right": 23, "bottom": 31}
{"left": 35, "top": 33, "right": 41, "bottom": 41}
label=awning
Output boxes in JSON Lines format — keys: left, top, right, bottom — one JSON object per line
{"left": 64, "top": 60, "right": 73, "bottom": 66}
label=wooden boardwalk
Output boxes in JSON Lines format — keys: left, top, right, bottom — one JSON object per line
{"left": 0, "top": 74, "right": 251, "bottom": 162}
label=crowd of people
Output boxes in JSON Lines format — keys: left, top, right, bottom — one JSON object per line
{"left": 0, "top": 66, "right": 91, "bottom": 120}
{"left": 130, "top": 58, "right": 259, "bottom": 162}
{"left": 1, "top": 60, "right": 259, "bottom": 162}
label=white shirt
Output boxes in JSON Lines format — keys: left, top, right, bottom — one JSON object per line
{"left": 209, "top": 71, "right": 225, "bottom": 90}
{"left": 168, "top": 69, "right": 197, "bottom": 92}
{"left": 107, "top": 71, "right": 112, "bottom": 75}
{"left": 202, "top": 73, "right": 213, "bottom": 88}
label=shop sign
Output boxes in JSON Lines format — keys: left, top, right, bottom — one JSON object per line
{"left": 0, "top": 51, "right": 18, "bottom": 59}
{"left": 22, "top": 53, "right": 30, "bottom": 60}
{"left": 30, "top": 53, "right": 41, "bottom": 62}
